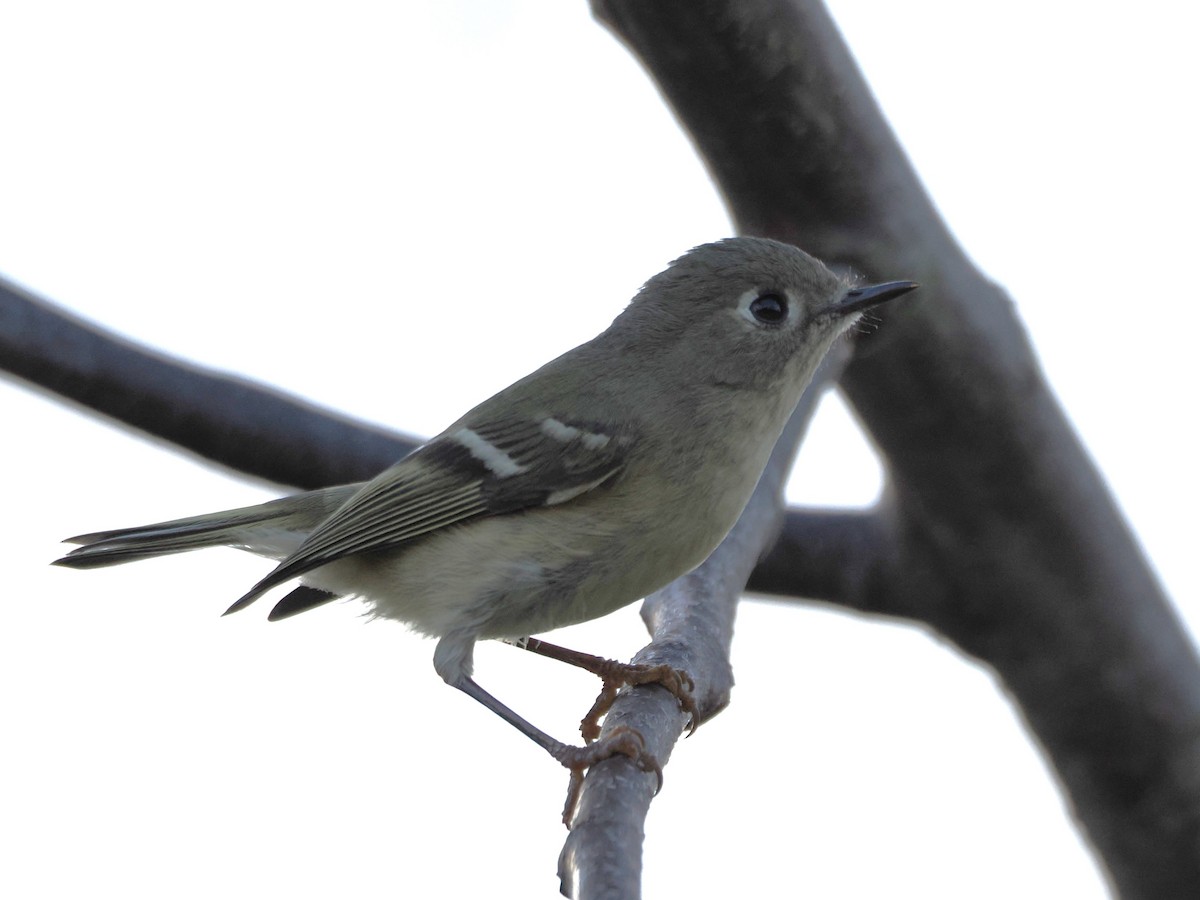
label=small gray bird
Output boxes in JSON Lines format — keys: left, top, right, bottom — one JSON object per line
{"left": 55, "top": 237, "right": 915, "bottom": 813}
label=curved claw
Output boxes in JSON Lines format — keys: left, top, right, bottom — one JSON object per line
{"left": 578, "top": 663, "right": 699, "bottom": 742}
{"left": 553, "top": 725, "right": 662, "bottom": 827}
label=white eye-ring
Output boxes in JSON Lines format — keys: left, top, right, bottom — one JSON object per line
{"left": 737, "top": 288, "right": 792, "bottom": 327}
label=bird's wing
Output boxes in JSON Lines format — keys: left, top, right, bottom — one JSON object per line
{"left": 224, "top": 413, "right": 633, "bottom": 614}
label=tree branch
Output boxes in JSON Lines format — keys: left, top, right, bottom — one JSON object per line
{"left": 0, "top": 274, "right": 416, "bottom": 490}
{"left": 6, "top": 1, "right": 1199, "bottom": 896}
{"left": 591, "top": 1, "right": 1200, "bottom": 895}
{"left": 746, "top": 505, "right": 889, "bottom": 607}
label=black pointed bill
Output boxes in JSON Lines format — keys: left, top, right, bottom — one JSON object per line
{"left": 836, "top": 280, "right": 918, "bottom": 316}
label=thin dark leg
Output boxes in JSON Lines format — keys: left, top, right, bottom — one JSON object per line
{"left": 450, "top": 674, "right": 661, "bottom": 826}
{"left": 452, "top": 674, "right": 571, "bottom": 757}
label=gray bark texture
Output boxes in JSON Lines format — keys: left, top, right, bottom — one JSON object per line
{"left": 2, "top": 1, "right": 1197, "bottom": 898}
{"left": 587, "top": 1, "right": 1200, "bottom": 897}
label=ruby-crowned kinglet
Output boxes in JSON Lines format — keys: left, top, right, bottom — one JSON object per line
{"left": 54, "top": 237, "right": 915, "bottom": 800}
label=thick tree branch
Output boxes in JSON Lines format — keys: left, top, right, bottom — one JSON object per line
{"left": 746, "top": 505, "right": 889, "bottom": 605}
{"left": 0, "top": 275, "right": 416, "bottom": 489}
{"left": 5, "top": 2, "right": 1199, "bottom": 896}
{"left": 591, "top": 1, "right": 1200, "bottom": 896}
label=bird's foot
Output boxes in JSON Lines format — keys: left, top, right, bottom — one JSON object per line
{"left": 578, "top": 660, "right": 697, "bottom": 743}
{"left": 505, "top": 637, "right": 697, "bottom": 742}
{"left": 551, "top": 724, "right": 662, "bottom": 827}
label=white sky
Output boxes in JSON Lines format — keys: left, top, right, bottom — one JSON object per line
{"left": 2, "top": 2, "right": 1195, "bottom": 897}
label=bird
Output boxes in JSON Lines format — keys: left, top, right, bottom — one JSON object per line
{"left": 54, "top": 236, "right": 916, "bottom": 820}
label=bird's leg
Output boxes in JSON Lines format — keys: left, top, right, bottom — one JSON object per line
{"left": 450, "top": 675, "right": 662, "bottom": 826}
{"left": 503, "top": 637, "right": 697, "bottom": 742}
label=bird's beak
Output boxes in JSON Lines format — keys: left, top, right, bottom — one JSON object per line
{"left": 835, "top": 280, "right": 919, "bottom": 316}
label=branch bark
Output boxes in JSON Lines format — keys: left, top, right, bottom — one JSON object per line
{"left": 4, "top": 2, "right": 1199, "bottom": 897}
{"left": 591, "top": 1, "right": 1200, "bottom": 897}
{"left": 0, "top": 276, "right": 416, "bottom": 489}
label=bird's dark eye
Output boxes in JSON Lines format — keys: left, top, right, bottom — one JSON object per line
{"left": 749, "top": 293, "right": 788, "bottom": 324}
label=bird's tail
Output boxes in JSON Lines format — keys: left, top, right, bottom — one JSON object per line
{"left": 52, "top": 484, "right": 361, "bottom": 570}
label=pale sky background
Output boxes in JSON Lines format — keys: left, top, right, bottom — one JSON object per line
{"left": 2, "top": 2, "right": 1196, "bottom": 898}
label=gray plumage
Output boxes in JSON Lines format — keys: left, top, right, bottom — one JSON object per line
{"left": 55, "top": 236, "right": 915, "bottom": 778}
